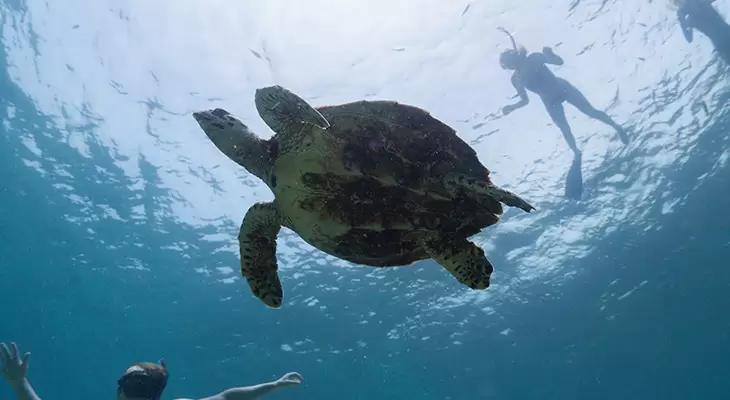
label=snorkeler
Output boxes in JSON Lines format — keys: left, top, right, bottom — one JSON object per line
{"left": 497, "top": 28, "right": 630, "bottom": 157}
{"left": 1, "top": 342, "right": 303, "bottom": 400}
{"left": 675, "top": 0, "right": 730, "bottom": 64}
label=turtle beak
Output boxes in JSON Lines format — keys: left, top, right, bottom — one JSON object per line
{"left": 193, "top": 110, "right": 216, "bottom": 134}
{"left": 193, "top": 108, "right": 230, "bottom": 124}
{"left": 192, "top": 110, "right": 209, "bottom": 124}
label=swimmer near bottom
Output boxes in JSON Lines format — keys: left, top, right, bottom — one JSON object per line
{"left": 564, "top": 154, "right": 583, "bottom": 200}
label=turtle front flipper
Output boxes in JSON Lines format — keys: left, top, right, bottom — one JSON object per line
{"left": 424, "top": 238, "right": 493, "bottom": 290}
{"left": 238, "top": 202, "right": 284, "bottom": 308}
{"left": 447, "top": 174, "right": 535, "bottom": 212}
{"left": 255, "top": 85, "right": 331, "bottom": 133}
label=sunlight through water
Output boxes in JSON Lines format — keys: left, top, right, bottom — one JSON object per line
{"left": 2, "top": 0, "right": 729, "bottom": 328}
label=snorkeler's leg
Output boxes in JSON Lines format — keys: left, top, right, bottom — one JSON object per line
{"left": 564, "top": 83, "right": 630, "bottom": 144}
{"left": 543, "top": 99, "right": 581, "bottom": 156}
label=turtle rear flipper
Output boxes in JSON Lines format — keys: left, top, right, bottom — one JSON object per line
{"left": 238, "top": 202, "right": 284, "bottom": 308}
{"left": 446, "top": 174, "right": 535, "bottom": 212}
{"left": 424, "top": 238, "right": 493, "bottom": 289}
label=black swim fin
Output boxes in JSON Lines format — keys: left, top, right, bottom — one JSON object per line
{"left": 564, "top": 154, "right": 583, "bottom": 200}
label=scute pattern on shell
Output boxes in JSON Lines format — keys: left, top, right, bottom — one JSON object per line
{"left": 272, "top": 99, "right": 504, "bottom": 267}
{"left": 317, "top": 100, "right": 489, "bottom": 180}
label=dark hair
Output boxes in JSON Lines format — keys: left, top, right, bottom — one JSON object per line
{"left": 499, "top": 46, "right": 528, "bottom": 70}
{"left": 117, "top": 362, "right": 168, "bottom": 400}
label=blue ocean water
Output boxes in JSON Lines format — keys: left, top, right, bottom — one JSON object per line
{"left": 1, "top": 0, "right": 729, "bottom": 399}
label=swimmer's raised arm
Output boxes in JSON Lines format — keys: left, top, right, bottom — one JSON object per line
{"left": 195, "top": 372, "right": 303, "bottom": 400}
{"left": 541, "top": 46, "right": 564, "bottom": 65}
{"left": 0, "top": 343, "right": 41, "bottom": 400}
{"left": 502, "top": 74, "right": 529, "bottom": 116}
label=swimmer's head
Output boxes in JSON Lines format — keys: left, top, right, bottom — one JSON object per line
{"left": 499, "top": 47, "right": 527, "bottom": 70}
{"left": 116, "top": 360, "right": 168, "bottom": 400}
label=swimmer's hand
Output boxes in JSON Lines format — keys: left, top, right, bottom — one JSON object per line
{"left": 541, "top": 46, "right": 564, "bottom": 65}
{"left": 0, "top": 342, "right": 30, "bottom": 385}
{"left": 0, "top": 342, "right": 40, "bottom": 400}
{"left": 275, "top": 372, "right": 303, "bottom": 388}
{"left": 502, "top": 105, "right": 515, "bottom": 116}
{"left": 191, "top": 372, "right": 303, "bottom": 400}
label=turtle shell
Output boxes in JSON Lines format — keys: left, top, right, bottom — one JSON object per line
{"left": 271, "top": 100, "right": 503, "bottom": 267}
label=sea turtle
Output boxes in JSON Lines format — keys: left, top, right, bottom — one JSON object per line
{"left": 192, "top": 85, "right": 534, "bottom": 308}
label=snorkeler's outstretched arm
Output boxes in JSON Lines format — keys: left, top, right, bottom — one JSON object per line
{"left": 0, "top": 343, "right": 41, "bottom": 400}
{"left": 677, "top": 9, "right": 694, "bottom": 42}
{"left": 196, "top": 372, "right": 303, "bottom": 400}
{"left": 502, "top": 74, "right": 529, "bottom": 116}
{"left": 541, "top": 47, "right": 564, "bottom": 65}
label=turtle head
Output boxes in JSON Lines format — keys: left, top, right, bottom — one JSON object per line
{"left": 254, "top": 85, "right": 330, "bottom": 135}
{"left": 193, "top": 108, "right": 276, "bottom": 186}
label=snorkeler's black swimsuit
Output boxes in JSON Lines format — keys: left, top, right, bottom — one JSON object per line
{"left": 518, "top": 53, "right": 570, "bottom": 102}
